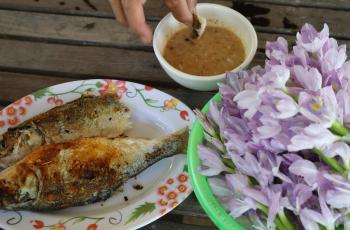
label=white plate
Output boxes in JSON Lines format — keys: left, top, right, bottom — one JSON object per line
{"left": 0, "top": 79, "right": 195, "bottom": 230}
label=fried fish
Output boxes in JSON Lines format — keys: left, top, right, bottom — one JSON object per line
{"left": 0, "top": 95, "right": 131, "bottom": 169}
{"left": 0, "top": 128, "right": 188, "bottom": 211}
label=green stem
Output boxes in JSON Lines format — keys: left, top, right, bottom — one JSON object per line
{"left": 313, "top": 148, "right": 346, "bottom": 175}
{"left": 47, "top": 83, "right": 97, "bottom": 97}
{"left": 282, "top": 87, "right": 298, "bottom": 101}
{"left": 257, "top": 205, "right": 285, "bottom": 230}
{"left": 330, "top": 120, "right": 350, "bottom": 136}
{"left": 222, "top": 158, "right": 235, "bottom": 170}
{"left": 278, "top": 210, "right": 295, "bottom": 230}
{"left": 135, "top": 88, "right": 164, "bottom": 109}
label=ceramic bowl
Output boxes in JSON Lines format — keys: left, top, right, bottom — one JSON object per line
{"left": 153, "top": 3, "right": 257, "bottom": 91}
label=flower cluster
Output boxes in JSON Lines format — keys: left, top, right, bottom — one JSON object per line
{"left": 197, "top": 23, "right": 350, "bottom": 230}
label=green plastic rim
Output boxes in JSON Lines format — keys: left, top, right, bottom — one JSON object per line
{"left": 187, "top": 93, "right": 245, "bottom": 230}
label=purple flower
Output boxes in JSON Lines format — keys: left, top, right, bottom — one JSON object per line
{"left": 296, "top": 23, "right": 329, "bottom": 53}
{"left": 322, "top": 142, "right": 350, "bottom": 170}
{"left": 289, "top": 159, "right": 319, "bottom": 187}
{"left": 293, "top": 65, "right": 322, "bottom": 91}
{"left": 326, "top": 188, "right": 350, "bottom": 209}
{"left": 287, "top": 183, "right": 314, "bottom": 213}
{"left": 299, "top": 86, "right": 338, "bottom": 128}
{"left": 198, "top": 145, "right": 230, "bottom": 176}
{"left": 227, "top": 196, "right": 257, "bottom": 218}
{"left": 259, "top": 89, "right": 298, "bottom": 119}
{"left": 318, "top": 38, "right": 347, "bottom": 76}
{"left": 234, "top": 88, "right": 262, "bottom": 119}
{"left": 336, "top": 89, "right": 350, "bottom": 126}
{"left": 288, "top": 123, "right": 338, "bottom": 151}
{"left": 230, "top": 153, "right": 272, "bottom": 188}
{"left": 261, "top": 65, "right": 290, "bottom": 89}
{"left": 256, "top": 115, "right": 282, "bottom": 139}
{"left": 266, "top": 37, "right": 288, "bottom": 62}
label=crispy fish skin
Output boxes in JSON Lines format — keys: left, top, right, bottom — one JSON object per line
{"left": 0, "top": 128, "right": 188, "bottom": 211}
{"left": 0, "top": 95, "right": 131, "bottom": 168}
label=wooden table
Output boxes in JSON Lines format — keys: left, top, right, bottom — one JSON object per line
{"left": 0, "top": 0, "right": 349, "bottom": 229}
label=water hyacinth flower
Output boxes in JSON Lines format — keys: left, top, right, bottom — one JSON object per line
{"left": 198, "top": 145, "right": 232, "bottom": 176}
{"left": 196, "top": 23, "right": 350, "bottom": 229}
{"left": 288, "top": 123, "right": 338, "bottom": 152}
{"left": 298, "top": 86, "right": 338, "bottom": 128}
{"left": 296, "top": 23, "right": 329, "bottom": 53}
{"left": 265, "top": 37, "right": 288, "bottom": 63}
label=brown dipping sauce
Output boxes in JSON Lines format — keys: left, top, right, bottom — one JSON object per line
{"left": 163, "top": 26, "right": 245, "bottom": 76}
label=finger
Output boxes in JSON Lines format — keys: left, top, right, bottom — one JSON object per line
{"left": 186, "top": 0, "right": 197, "bottom": 13}
{"left": 121, "top": 0, "right": 153, "bottom": 44}
{"left": 109, "top": 0, "right": 128, "bottom": 26}
{"left": 164, "top": 0, "right": 193, "bottom": 24}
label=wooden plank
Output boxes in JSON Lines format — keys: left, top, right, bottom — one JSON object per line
{"left": 3, "top": 9, "right": 350, "bottom": 57}
{"left": 0, "top": 39, "right": 172, "bottom": 84}
{"left": 244, "top": 0, "right": 350, "bottom": 10}
{"left": 232, "top": 1, "right": 350, "bottom": 39}
{"left": 141, "top": 219, "right": 216, "bottom": 230}
{"left": 0, "top": 0, "right": 232, "bottom": 19}
{"left": 0, "top": 9, "right": 150, "bottom": 49}
{"left": 0, "top": 71, "right": 216, "bottom": 109}
{"left": 0, "top": 38, "right": 265, "bottom": 90}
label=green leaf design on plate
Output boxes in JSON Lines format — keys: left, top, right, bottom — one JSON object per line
{"left": 125, "top": 202, "right": 156, "bottom": 224}
{"left": 33, "top": 88, "right": 49, "bottom": 99}
{"left": 183, "top": 164, "right": 188, "bottom": 172}
{"left": 144, "top": 98, "right": 159, "bottom": 104}
{"left": 71, "top": 216, "right": 86, "bottom": 225}
{"left": 96, "top": 81, "right": 103, "bottom": 88}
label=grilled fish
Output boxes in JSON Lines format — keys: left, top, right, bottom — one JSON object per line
{"left": 0, "top": 95, "right": 131, "bottom": 169}
{"left": 0, "top": 128, "right": 188, "bottom": 211}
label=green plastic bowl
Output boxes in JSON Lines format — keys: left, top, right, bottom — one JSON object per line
{"left": 187, "top": 93, "right": 245, "bottom": 230}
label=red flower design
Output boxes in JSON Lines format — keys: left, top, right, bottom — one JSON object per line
{"left": 99, "top": 80, "right": 128, "bottom": 99}
{"left": 24, "top": 96, "right": 33, "bottom": 105}
{"left": 160, "top": 208, "right": 166, "bottom": 215}
{"left": 8, "top": 117, "right": 19, "bottom": 126}
{"left": 6, "top": 106, "right": 16, "bottom": 116}
{"left": 180, "top": 110, "right": 189, "bottom": 121}
{"left": 178, "top": 185, "right": 187, "bottom": 193}
{"left": 31, "top": 220, "right": 44, "bottom": 229}
{"left": 0, "top": 120, "right": 5, "bottom": 127}
{"left": 87, "top": 223, "right": 98, "bottom": 230}
{"left": 55, "top": 99, "right": 64, "bottom": 106}
{"left": 178, "top": 174, "right": 188, "bottom": 183}
{"left": 169, "top": 201, "right": 178, "bottom": 208}
{"left": 13, "top": 98, "right": 22, "bottom": 105}
{"left": 144, "top": 85, "right": 153, "bottom": 91}
{"left": 167, "top": 178, "right": 174, "bottom": 185}
{"left": 158, "top": 185, "right": 168, "bottom": 195}
{"left": 167, "top": 191, "right": 177, "bottom": 200}
{"left": 47, "top": 97, "right": 56, "bottom": 105}
{"left": 158, "top": 198, "right": 168, "bottom": 206}
{"left": 19, "top": 106, "right": 26, "bottom": 115}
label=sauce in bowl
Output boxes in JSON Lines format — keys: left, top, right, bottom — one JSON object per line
{"left": 163, "top": 26, "right": 245, "bottom": 76}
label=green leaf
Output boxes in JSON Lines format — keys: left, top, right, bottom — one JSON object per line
{"left": 71, "top": 217, "right": 86, "bottom": 225}
{"left": 144, "top": 98, "right": 158, "bottom": 104}
{"left": 33, "top": 88, "right": 49, "bottom": 99}
{"left": 183, "top": 164, "right": 188, "bottom": 172}
{"left": 96, "top": 82, "right": 103, "bottom": 88}
{"left": 125, "top": 202, "right": 155, "bottom": 224}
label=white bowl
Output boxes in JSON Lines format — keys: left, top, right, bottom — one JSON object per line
{"left": 153, "top": 3, "right": 258, "bottom": 91}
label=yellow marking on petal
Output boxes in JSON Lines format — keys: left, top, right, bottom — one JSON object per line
{"left": 310, "top": 103, "right": 321, "bottom": 111}
{"left": 332, "top": 82, "right": 339, "bottom": 91}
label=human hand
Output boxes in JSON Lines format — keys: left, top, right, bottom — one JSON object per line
{"left": 109, "top": 0, "right": 197, "bottom": 44}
